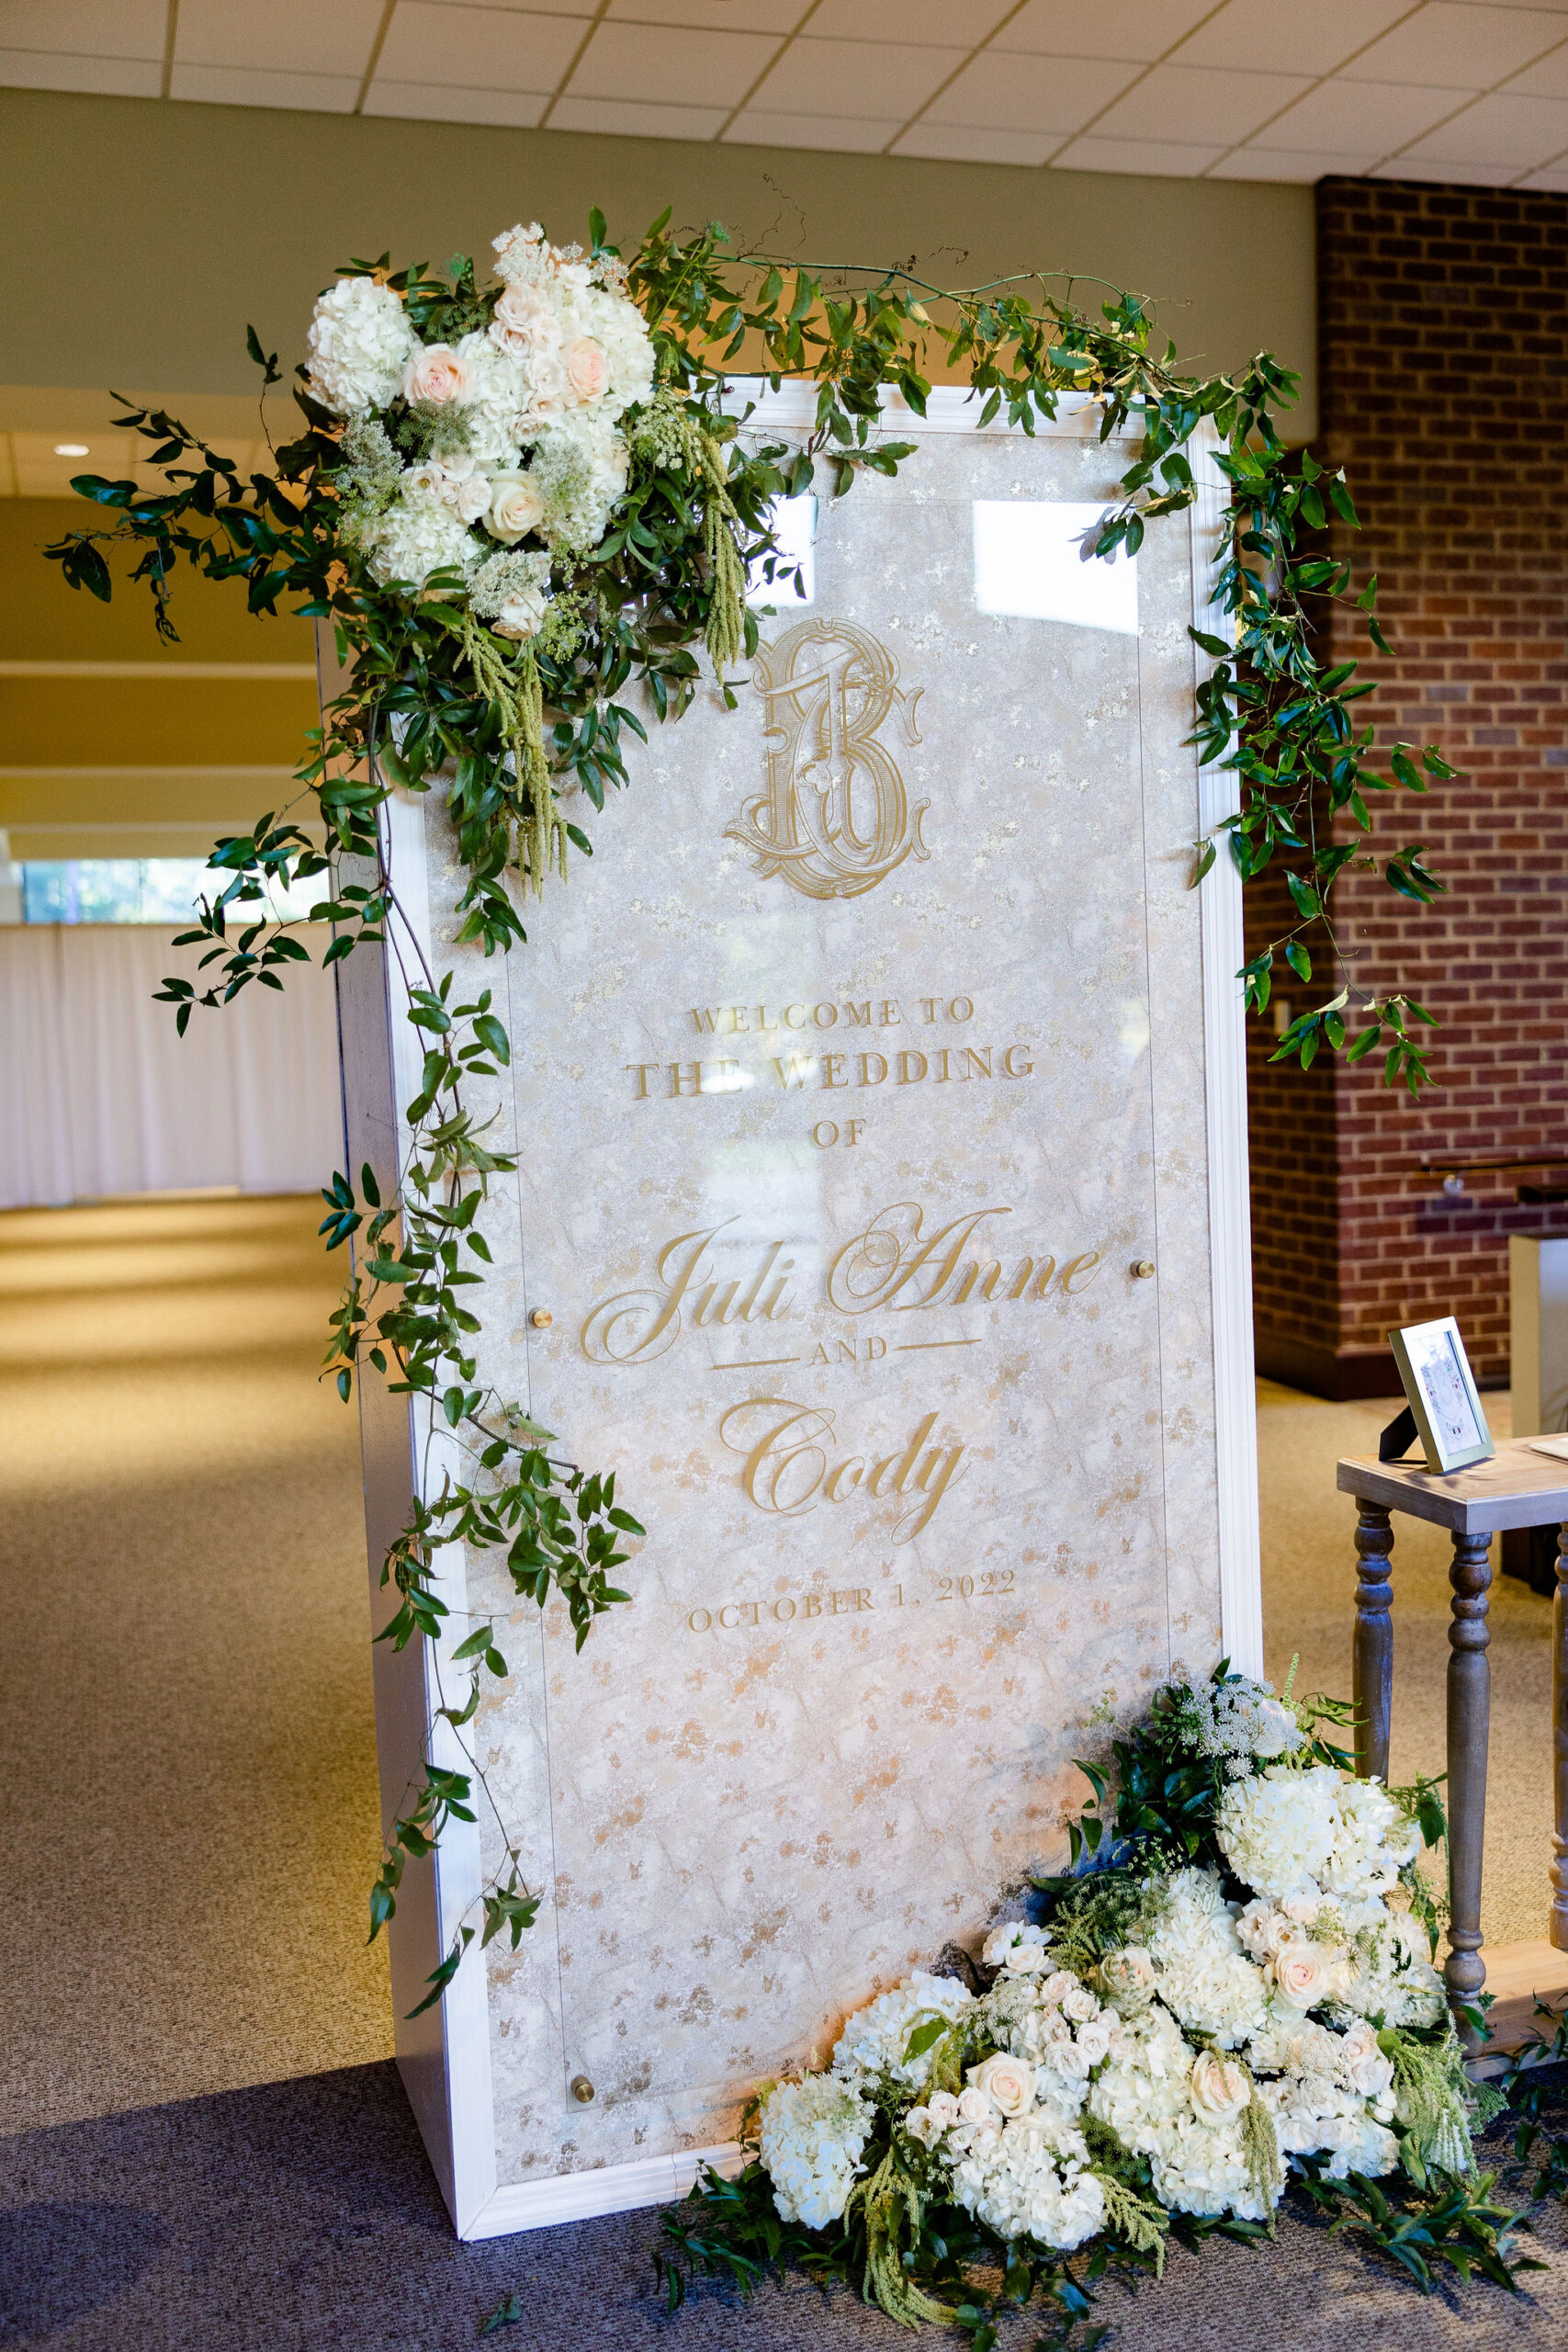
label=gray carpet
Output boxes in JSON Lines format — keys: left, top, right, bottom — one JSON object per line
{"left": 1, "top": 2059, "right": 1564, "bottom": 2352}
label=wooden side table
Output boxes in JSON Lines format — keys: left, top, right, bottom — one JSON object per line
{"left": 1337, "top": 1439, "right": 1568, "bottom": 2038}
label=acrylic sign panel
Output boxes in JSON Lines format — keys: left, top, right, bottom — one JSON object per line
{"left": 431, "top": 420, "right": 1225, "bottom": 2186}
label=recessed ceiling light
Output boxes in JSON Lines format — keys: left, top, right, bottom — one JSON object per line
{"left": 53, "top": 442, "right": 90, "bottom": 457}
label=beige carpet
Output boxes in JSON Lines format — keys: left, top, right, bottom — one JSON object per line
{"left": 0, "top": 1204, "right": 1553, "bottom": 2143}
{"left": 0, "top": 1193, "right": 392, "bottom": 2135}
{"left": 1258, "top": 1377, "right": 1552, "bottom": 1951}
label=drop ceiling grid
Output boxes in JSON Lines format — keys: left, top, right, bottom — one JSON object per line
{"left": 6, "top": 0, "right": 1568, "bottom": 187}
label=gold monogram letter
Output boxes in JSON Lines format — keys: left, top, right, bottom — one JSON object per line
{"left": 728, "top": 619, "right": 929, "bottom": 900}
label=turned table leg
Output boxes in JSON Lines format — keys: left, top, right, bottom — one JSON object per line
{"left": 1446, "top": 1529, "right": 1492, "bottom": 2038}
{"left": 1352, "top": 1498, "right": 1394, "bottom": 1783}
{"left": 1552, "top": 1521, "right": 1568, "bottom": 1953}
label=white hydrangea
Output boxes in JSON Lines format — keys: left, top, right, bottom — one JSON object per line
{"left": 453, "top": 331, "right": 533, "bottom": 461}
{"left": 830, "top": 1969, "right": 973, "bottom": 2091}
{"left": 1216, "top": 1763, "right": 1344, "bottom": 1900}
{"left": 556, "top": 277, "right": 655, "bottom": 421}
{"left": 1250, "top": 2015, "right": 1400, "bottom": 2180}
{"left": 359, "top": 481, "right": 479, "bottom": 588}
{"left": 972, "top": 1964, "right": 1111, "bottom": 2121}
{"left": 1145, "top": 1869, "right": 1270, "bottom": 2048}
{"left": 948, "top": 2112, "right": 1107, "bottom": 2249}
{"left": 757, "top": 2075, "right": 873, "bottom": 2231}
{"left": 530, "top": 412, "right": 629, "bottom": 553}
{"left": 305, "top": 276, "right": 416, "bottom": 418}
{"left": 1323, "top": 1776, "right": 1421, "bottom": 1905}
{"left": 1325, "top": 1910, "right": 1445, "bottom": 2030}
{"left": 1087, "top": 2003, "right": 1272, "bottom": 2221}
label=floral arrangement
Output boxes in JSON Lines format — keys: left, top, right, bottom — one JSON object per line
{"left": 658, "top": 1668, "right": 1539, "bottom": 2336}
{"left": 46, "top": 215, "right": 1457, "bottom": 2018}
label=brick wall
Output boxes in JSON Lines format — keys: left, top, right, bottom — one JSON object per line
{"left": 1250, "top": 178, "right": 1568, "bottom": 1397}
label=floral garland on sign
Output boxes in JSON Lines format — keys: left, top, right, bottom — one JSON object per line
{"left": 657, "top": 1669, "right": 1548, "bottom": 2337}
{"left": 47, "top": 213, "right": 1458, "bottom": 2018}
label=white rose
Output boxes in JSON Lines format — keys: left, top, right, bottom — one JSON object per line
{"left": 1190, "top": 2050, "right": 1252, "bottom": 2125}
{"left": 926, "top": 2090, "right": 960, "bottom": 2129}
{"left": 1272, "top": 1944, "right": 1334, "bottom": 2008}
{"left": 903, "top": 2106, "right": 942, "bottom": 2149}
{"left": 967, "top": 2054, "right": 1034, "bottom": 2119}
{"left": 565, "top": 335, "right": 610, "bottom": 402}
{"left": 1280, "top": 1891, "right": 1323, "bottom": 1926}
{"left": 1102, "top": 1946, "right": 1156, "bottom": 2004}
{"left": 1005, "top": 1943, "right": 1051, "bottom": 1975}
{"left": 1338, "top": 2021, "right": 1396, "bottom": 2101}
{"left": 487, "top": 470, "right": 546, "bottom": 545}
{"left": 402, "top": 342, "right": 470, "bottom": 406}
{"left": 1053, "top": 2039, "right": 1094, "bottom": 2082}
{"left": 1063, "top": 1985, "right": 1099, "bottom": 2024}
{"left": 1041, "top": 1971, "right": 1078, "bottom": 2006}
{"left": 491, "top": 591, "right": 547, "bottom": 642}
{"left": 1236, "top": 1901, "right": 1303, "bottom": 1961}
{"left": 1074, "top": 2019, "right": 1111, "bottom": 2065}
{"left": 491, "top": 280, "right": 563, "bottom": 359}
{"left": 955, "top": 2086, "right": 996, "bottom": 2125}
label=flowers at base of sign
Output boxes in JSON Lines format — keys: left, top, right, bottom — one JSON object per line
{"left": 660, "top": 1667, "right": 1525, "bottom": 2335}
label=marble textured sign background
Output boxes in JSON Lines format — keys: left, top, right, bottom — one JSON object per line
{"left": 403, "top": 409, "right": 1227, "bottom": 2201}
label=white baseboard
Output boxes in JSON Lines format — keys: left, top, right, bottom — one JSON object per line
{"left": 458, "top": 2140, "right": 746, "bottom": 2239}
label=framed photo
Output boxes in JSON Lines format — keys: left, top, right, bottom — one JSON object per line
{"left": 1388, "top": 1317, "right": 1495, "bottom": 1474}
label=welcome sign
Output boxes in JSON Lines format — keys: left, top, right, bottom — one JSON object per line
{"left": 353, "top": 393, "right": 1258, "bottom": 2233}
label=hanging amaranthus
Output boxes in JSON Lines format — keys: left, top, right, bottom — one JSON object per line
{"left": 458, "top": 609, "right": 565, "bottom": 894}
{"left": 678, "top": 413, "right": 747, "bottom": 675}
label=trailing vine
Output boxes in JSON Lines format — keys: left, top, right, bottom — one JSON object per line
{"left": 43, "top": 213, "right": 1454, "bottom": 2010}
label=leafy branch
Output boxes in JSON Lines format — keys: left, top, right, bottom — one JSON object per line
{"left": 39, "top": 212, "right": 1461, "bottom": 2018}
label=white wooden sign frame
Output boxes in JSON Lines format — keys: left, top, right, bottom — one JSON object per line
{"left": 327, "top": 391, "right": 1260, "bottom": 2239}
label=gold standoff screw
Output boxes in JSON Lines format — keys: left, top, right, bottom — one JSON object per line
{"left": 570, "top": 2075, "right": 595, "bottom": 2104}
{"left": 1132, "top": 1260, "right": 1156, "bottom": 1280}
{"left": 529, "top": 1308, "right": 554, "bottom": 1329}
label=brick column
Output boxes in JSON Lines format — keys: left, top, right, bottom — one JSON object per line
{"left": 1249, "top": 178, "right": 1568, "bottom": 1399}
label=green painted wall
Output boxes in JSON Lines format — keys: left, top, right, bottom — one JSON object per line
{"left": 0, "top": 88, "right": 1316, "bottom": 856}
{"left": 0, "top": 88, "right": 1317, "bottom": 429}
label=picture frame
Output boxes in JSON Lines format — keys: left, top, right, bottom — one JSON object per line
{"left": 1388, "top": 1316, "right": 1495, "bottom": 1474}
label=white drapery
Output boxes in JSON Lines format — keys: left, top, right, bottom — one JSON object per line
{"left": 0, "top": 926, "right": 344, "bottom": 1208}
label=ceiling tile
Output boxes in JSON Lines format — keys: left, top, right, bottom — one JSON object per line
{"left": 362, "top": 79, "right": 550, "bottom": 123}
{"left": 604, "top": 0, "right": 807, "bottom": 23}
{"left": 1091, "top": 63, "right": 1313, "bottom": 144}
{"left": 891, "top": 121, "right": 1055, "bottom": 164}
{"left": 992, "top": 0, "right": 1214, "bottom": 61}
{"left": 1051, "top": 134, "right": 1226, "bottom": 175}
{"left": 175, "top": 0, "right": 385, "bottom": 76}
{"left": 1169, "top": 0, "right": 1414, "bottom": 76}
{"left": 547, "top": 92, "right": 729, "bottom": 136}
{"left": 1501, "top": 41, "right": 1568, "bottom": 92}
{"left": 1209, "top": 147, "right": 1380, "bottom": 181}
{"left": 0, "top": 1, "right": 164, "bottom": 60}
{"left": 807, "top": 0, "right": 1014, "bottom": 40}
{"left": 1249, "top": 76, "right": 1465, "bottom": 151}
{"left": 378, "top": 4, "right": 587, "bottom": 92}
{"left": 1518, "top": 159, "right": 1568, "bottom": 186}
{"left": 725, "top": 107, "right": 903, "bottom": 150}
{"left": 924, "top": 52, "right": 1135, "bottom": 133}
{"left": 1396, "top": 87, "right": 1568, "bottom": 163}
{"left": 566, "top": 22, "right": 781, "bottom": 106}
{"left": 1342, "top": 2, "right": 1566, "bottom": 87}
{"left": 746, "top": 39, "right": 964, "bottom": 121}
{"left": 0, "top": 49, "right": 162, "bottom": 95}
{"left": 168, "top": 62, "right": 361, "bottom": 108}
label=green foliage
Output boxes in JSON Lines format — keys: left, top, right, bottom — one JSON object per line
{"left": 42, "top": 219, "right": 1456, "bottom": 2019}
{"left": 1292, "top": 2160, "right": 1542, "bottom": 2294}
